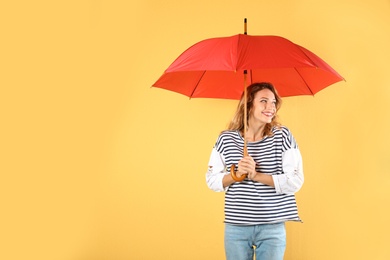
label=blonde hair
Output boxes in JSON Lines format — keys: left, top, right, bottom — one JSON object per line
{"left": 226, "top": 82, "right": 282, "bottom": 137}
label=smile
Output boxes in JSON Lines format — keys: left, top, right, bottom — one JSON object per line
{"left": 262, "top": 112, "right": 274, "bottom": 117}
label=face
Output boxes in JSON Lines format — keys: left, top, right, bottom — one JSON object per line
{"left": 249, "top": 88, "right": 277, "bottom": 125}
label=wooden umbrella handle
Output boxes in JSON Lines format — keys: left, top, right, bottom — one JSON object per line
{"left": 230, "top": 166, "right": 247, "bottom": 182}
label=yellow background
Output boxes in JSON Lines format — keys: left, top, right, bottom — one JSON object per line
{"left": 1, "top": 0, "right": 390, "bottom": 259}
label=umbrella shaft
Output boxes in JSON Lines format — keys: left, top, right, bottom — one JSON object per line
{"left": 243, "top": 70, "right": 248, "bottom": 157}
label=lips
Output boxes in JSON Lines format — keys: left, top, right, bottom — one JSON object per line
{"left": 262, "top": 111, "right": 275, "bottom": 117}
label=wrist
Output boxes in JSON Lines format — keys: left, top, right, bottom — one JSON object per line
{"left": 248, "top": 171, "right": 258, "bottom": 181}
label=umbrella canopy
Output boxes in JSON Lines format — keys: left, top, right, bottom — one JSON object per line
{"left": 152, "top": 31, "right": 344, "bottom": 181}
{"left": 152, "top": 34, "right": 344, "bottom": 99}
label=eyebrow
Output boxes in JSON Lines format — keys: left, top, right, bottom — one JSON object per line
{"left": 260, "top": 97, "right": 276, "bottom": 101}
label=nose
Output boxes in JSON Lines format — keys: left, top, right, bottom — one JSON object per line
{"left": 266, "top": 102, "right": 276, "bottom": 110}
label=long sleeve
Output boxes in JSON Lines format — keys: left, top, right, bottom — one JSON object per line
{"left": 272, "top": 148, "right": 304, "bottom": 194}
{"left": 206, "top": 148, "right": 229, "bottom": 192}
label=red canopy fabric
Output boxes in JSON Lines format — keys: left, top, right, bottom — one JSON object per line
{"left": 153, "top": 34, "right": 343, "bottom": 99}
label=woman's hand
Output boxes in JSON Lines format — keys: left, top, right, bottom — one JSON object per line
{"left": 236, "top": 156, "right": 275, "bottom": 186}
{"left": 238, "top": 156, "right": 257, "bottom": 179}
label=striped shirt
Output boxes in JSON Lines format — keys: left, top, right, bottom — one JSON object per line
{"left": 206, "top": 126, "right": 303, "bottom": 225}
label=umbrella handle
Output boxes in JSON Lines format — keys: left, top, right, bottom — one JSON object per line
{"left": 230, "top": 166, "right": 247, "bottom": 182}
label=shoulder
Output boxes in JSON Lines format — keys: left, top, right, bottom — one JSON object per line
{"left": 214, "top": 130, "right": 241, "bottom": 149}
{"left": 217, "top": 130, "right": 240, "bottom": 142}
{"left": 272, "top": 126, "right": 298, "bottom": 148}
{"left": 219, "top": 130, "right": 240, "bottom": 137}
{"left": 272, "top": 125, "right": 292, "bottom": 136}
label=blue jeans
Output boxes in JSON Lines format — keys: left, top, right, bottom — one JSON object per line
{"left": 224, "top": 223, "right": 286, "bottom": 260}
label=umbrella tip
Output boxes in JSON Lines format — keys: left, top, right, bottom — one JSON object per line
{"left": 244, "top": 18, "right": 247, "bottom": 35}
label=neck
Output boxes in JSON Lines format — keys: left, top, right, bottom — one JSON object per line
{"left": 245, "top": 123, "right": 266, "bottom": 142}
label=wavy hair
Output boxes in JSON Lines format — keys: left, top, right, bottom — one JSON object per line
{"left": 226, "top": 82, "right": 282, "bottom": 137}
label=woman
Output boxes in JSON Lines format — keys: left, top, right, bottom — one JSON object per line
{"left": 206, "top": 82, "right": 304, "bottom": 260}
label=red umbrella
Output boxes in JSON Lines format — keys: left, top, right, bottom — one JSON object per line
{"left": 152, "top": 33, "right": 344, "bottom": 99}
{"left": 152, "top": 20, "right": 344, "bottom": 181}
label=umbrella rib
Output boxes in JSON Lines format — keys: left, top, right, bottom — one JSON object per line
{"left": 293, "top": 45, "right": 330, "bottom": 95}
{"left": 296, "top": 45, "right": 319, "bottom": 68}
{"left": 189, "top": 71, "right": 206, "bottom": 98}
{"left": 294, "top": 67, "right": 314, "bottom": 95}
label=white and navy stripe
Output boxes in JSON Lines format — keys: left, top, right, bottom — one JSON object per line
{"left": 214, "top": 126, "right": 301, "bottom": 225}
